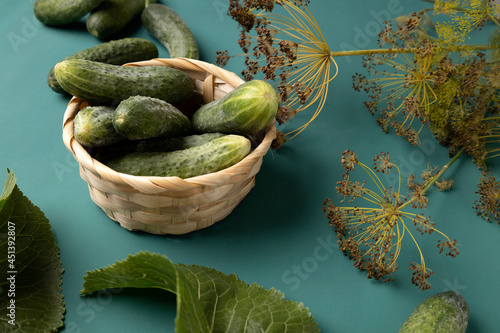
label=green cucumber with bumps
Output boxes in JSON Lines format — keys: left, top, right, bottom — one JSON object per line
{"left": 192, "top": 80, "right": 278, "bottom": 135}
{"left": 135, "top": 133, "right": 226, "bottom": 153}
{"left": 34, "top": 0, "right": 103, "bottom": 26}
{"left": 399, "top": 291, "right": 469, "bottom": 333}
{"left": 87, "top": 0, "right": 156, "bottom": 39}
{"left": 100, "top": 135, "right": 251, "bottom": 178}
{"left": 141, "top": 3, "right": 199, "bottom": 59}
{"left": 74, "top": 106, "right": 124, "bottom": 147}
{"left": 94, "top": 133, "right": 226, "bottom": 160}
{"left": 113, "top": 96, "right": 192, "bottom": 140}
{"left": 48, "top": 38, "right": 159, "bottom": 94}
{"left": 54, "top": 59, "right": 194, "bottom": 105}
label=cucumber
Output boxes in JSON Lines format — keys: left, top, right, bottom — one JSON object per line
{"left": 399, "top": 291, "right": 469, "bottom": 333}
{"left": 100, "top": 135, "right": 251, "bottom": 178}
{"left": 113, "top": 96, "right": 192, "bottom": 140}
{"left": 34, "top": 0, "right": 103, "bottom": 26}
{"left": 54, "top": 59, "right": 194, "bottom": 105}
{"left": 94, "top": 133, "right": 226, "bottom": 160}
{"left": 48, "top": 38, "right": 159, "bottom": 94}
{"left": 87, "top": 0, "right": 157, "bottom": 39}
{"left": 74, "top": 106, "right": 124, "bottom": 147}
{"left": 141, "top": 3, "right": 199, "bottom": 59}
{"left": 135, "top": 133, "right": 226, "bottom": 152}
{"left": 192, "top": 80, "right": 278, "bottom": 135}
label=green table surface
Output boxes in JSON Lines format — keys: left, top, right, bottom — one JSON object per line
{"left": 1, "top": 1, "right": 499, "bottom": 332}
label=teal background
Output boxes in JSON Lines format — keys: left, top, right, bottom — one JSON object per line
{"left": 1, "top": 0, "right": 499, "bottom": 332}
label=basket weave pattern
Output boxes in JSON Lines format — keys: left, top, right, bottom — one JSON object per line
{"left": 62, "top": 58, "right": 276, "bottom": 235}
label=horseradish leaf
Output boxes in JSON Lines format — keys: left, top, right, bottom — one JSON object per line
{"left": 82, "top": 251, "right": 320, "bottom": 332}
{"left": 0, "top": 170, "right": 65, "bottom": 332}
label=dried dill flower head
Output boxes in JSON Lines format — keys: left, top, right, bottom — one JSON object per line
{"left": 474, "top": 171, "right": 500, "bottom": 223}
{"left": 352, "top": 1, "right": 500, "bottom": 169}
{"left": 218, "top": 0, "right": 336, "bottom": 148}
{"left": 323, "top": 150, "right": 460, "bottom": 290}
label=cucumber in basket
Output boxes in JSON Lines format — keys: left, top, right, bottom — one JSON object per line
{"left": 48, "top": 38, "right": 159, "bottom": 94}
{"left": 99, "top": 135, "right": 251, "bottom": 178}
{"left": 87, "top": 0, "right": 157, "bottom": 39}
{"left": 192, "top": 80, "right": 279, "bottom": 135}
{"left": 74, "top": 106, "right": 124, "bottom": 147}
{"left": 141, "top": 3, "right": 199, "bottom": 59}
{"left": 113, "top": 96, "right": 192, "bottom": 140}
{"left": 135, "top": 133, "right": 226, "bottom": 152}
{"left": 94, "top": 133, "right": 226, "bottom": 160}
{"left": 34, "top": 0, "right": 103, "bottom": 26}
{"left": 54, "top": 59, "right": 195, "bottom": 105}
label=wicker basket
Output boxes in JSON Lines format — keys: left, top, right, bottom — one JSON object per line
{"left": 62, "top": 58, "right": 276, "bottom": 235}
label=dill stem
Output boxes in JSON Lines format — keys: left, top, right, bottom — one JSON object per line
{"left": 399, "top": 148, "right": 464, "bottom": 210}
{"left": 488, "top": 14, "right": 500, "bottom": 28}
{"left": 330, "top": 48, "right": 415, "bottom": 57}
{"left": 330, "top": 44, "right": 492, "bottom": 58}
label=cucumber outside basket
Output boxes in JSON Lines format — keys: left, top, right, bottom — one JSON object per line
{"left": 62, "top": 58, "right": 276, "bottom": 235}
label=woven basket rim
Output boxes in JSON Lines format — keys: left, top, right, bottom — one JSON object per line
{"left": 62, "top": 58, "right": 276, "bottom": 194}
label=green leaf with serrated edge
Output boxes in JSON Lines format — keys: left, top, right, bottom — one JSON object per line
{"left": 0, "top": 170, "right": 15, "bottom": 213}
{"left": 81, "top": 252, "right": 320, "bottom": 333}
{"left": 81, "top": 252, "right": 210, "bottom": 333}
{"left": 178, "top": 264, "right": 320, "bottom": 332}
{"left": 0, "top": 170, "right": 65, "bottom": 332}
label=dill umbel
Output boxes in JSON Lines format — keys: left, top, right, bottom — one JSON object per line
{"left": 323, "top": 150, "right": 460, "bottom": 290}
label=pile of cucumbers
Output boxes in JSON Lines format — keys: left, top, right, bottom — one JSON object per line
{"left": 56, "top": 58, "right": 278, "bottom": 178}
{"left": 39, "top": 0, "right": 278, "bottom": 178}
{"left": 34, "top": 0, "right": 198, "bottom": 58}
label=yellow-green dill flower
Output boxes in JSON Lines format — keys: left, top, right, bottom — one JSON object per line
{"left": 323, "top": 150, "right": 460, "bottom": 290}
